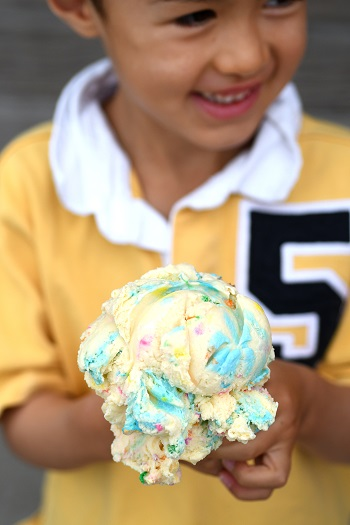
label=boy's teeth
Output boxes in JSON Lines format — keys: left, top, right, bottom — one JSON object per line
{"left": 201, "top": 90, "right": 250, "bottom": 104}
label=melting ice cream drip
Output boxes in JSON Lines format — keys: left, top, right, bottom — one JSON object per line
{"left": 78, "top": 264, "right": 277, "bottom": 485}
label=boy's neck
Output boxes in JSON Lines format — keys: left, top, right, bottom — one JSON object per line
{"left": 104, "top": 94, "right": 239, "bottom": 218}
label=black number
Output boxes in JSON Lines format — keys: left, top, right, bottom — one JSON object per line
{"left": 248, "top": 210, "right": 350, "bottom": 367}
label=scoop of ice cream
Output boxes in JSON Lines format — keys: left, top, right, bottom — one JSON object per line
{"left": 78, "top": 264, "right": 277, "bottom": 485}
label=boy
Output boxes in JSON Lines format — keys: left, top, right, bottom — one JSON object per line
{"left": 1, "top": 0, "right": 350, "bottom": 523}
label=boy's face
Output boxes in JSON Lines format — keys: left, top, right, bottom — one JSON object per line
{"left": 93, "top": 0, "right": 307, "bottom": 154}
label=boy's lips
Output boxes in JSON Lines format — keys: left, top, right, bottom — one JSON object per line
{"left": 191, "top": 83, "right": 261, "bottom": 120}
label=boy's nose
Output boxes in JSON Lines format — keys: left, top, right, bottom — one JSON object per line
{"left": 212, "top": 21, "right": 270, "bottom": 79}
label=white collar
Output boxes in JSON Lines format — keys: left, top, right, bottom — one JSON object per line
{"left": 49, "top": 58, "right": 303, "bottom": 255}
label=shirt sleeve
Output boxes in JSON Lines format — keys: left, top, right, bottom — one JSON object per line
{"left": 0, "top": 131, "right": 67, "bottom": 417}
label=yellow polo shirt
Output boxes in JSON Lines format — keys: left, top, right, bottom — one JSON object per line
{"left": 1, "top": 116, "right": 350, "bottom": 524}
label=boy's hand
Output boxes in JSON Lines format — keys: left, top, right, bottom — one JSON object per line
{"left": 190, "top": 359, "right": 310, "bottom": 500}
{"left": 213, "top": 359, "right": 306, "bottom": 500}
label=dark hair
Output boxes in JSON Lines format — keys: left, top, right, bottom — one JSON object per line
{"left": 90, "top": 0, "right": 105, "bottom": 15}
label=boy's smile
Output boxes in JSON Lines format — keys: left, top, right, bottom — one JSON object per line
{"left": 191, "top": 82, "right": 261, "bottom": 120}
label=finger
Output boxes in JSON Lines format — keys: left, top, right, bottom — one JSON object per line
{"left": 221, "top": 444, "right": 291, "bottom": 490}
{"left": 219, "top": 469, "right": 273, "bottom": 501}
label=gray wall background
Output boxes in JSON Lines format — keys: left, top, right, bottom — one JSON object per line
{"left": 0, "top": 0, "right": 350, "bottom": 523}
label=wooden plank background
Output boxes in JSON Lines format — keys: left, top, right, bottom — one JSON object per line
{"left": 0, "top": 0, "right": 350, "bottom": 523}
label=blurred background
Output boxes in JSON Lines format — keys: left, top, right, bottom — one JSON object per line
{"left": 0, "top": 0, "right": 350, "bottom": 523}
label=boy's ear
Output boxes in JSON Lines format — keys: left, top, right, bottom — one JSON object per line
{"left": 47, "top": 0, "right": 99, "bottom": 38}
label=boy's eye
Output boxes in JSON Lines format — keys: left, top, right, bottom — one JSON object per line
{"left": 175, "top": 9, "right": 216, "bottom": 27}
{"left": 263, "top": 0, "right": 298, "bottom": 6}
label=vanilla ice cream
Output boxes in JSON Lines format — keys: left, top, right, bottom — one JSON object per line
{"left": 78, "top": 264, "right": 277, "bottom": 485}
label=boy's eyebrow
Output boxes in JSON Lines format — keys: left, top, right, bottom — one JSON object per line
{"left": 153, "top": 0, "right": 213, "bottom": 3}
